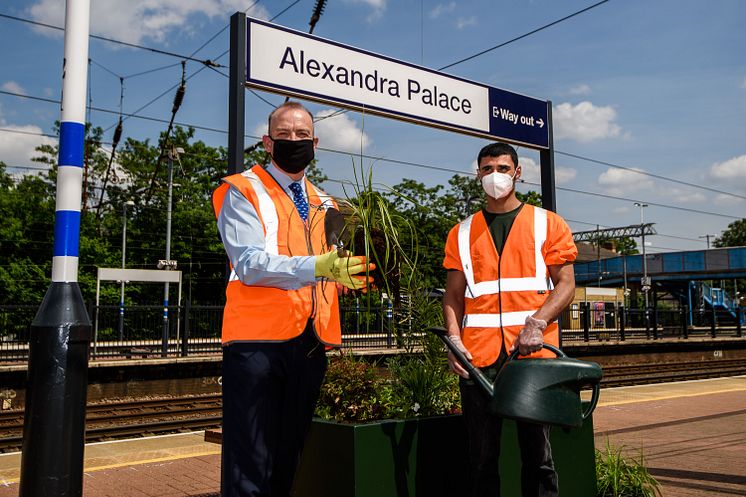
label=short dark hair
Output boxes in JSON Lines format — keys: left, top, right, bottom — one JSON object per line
{"left": 267, "top": 101, "right": 314, "bottom": 133}
{"left": 477, "top": 142, "right": 518, "bottom": 168}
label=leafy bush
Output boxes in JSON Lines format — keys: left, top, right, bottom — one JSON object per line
{"left": 315, "top": 354, "right": 390, "bottom": 423}
{"left": 386, "top": 353, "right": 460, "bottom": 418}
{"left": 596, "top": 440, "right": 662, "bottom": 497}
{"left": 315, "top": 344, "right": 460, "bottom": 423}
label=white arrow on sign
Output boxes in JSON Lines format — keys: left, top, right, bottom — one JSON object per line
{"left": 537, "top": 118, "right": 544, "bottom": 128}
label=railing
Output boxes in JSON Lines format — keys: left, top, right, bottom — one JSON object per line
{"left": 0, "top": 301, "right": 403, "bottom": 362}
{"left": 2, "top": 301, "right": 744, "bottom": 362}
{"left": 560, "top": 303, "right": 744, "bottom": 343}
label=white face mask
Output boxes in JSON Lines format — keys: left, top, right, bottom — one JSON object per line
{"left": 481, "top": 170, "right": 516, "bottom": 199}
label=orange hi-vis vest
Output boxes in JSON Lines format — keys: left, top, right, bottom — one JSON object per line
{"left": 449, "top": 205, "right": 563, "bottom": 367}
{"left": 212, "top": 165, "right": 342, "bottom": 346}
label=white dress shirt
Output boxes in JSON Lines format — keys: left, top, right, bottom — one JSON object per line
{"left": 216, "top": 162, "right": 317, "bottom": 290}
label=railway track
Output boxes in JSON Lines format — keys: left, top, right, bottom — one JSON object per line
{"left": 1, "top": 360, "right": 743, "bottom": 452}
{"left": 0, "top": 394, "right": 222, "bottom": 452}
{"left": 599, "top": 358, "right": 746, "bottom": 387}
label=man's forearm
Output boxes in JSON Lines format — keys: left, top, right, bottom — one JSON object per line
{"left": 532, "top": 284, "right": 573, "bottom": 324}
{"left": 533, "top": 263, "right": 575, "bottom": 324}
{"left": 443, "top": 299, "right": 463, "bottom": 337}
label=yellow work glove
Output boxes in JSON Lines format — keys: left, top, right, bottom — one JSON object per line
{"left": 314, "top": 250, "right": 375, "bottom": 290}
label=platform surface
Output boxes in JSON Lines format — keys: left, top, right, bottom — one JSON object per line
{"left": 1, "top": 375, "right": 744, "bottom": 496}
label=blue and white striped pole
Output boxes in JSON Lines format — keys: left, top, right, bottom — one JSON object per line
{"left": 20, "top": 1, "right": 92, "bottom": 495}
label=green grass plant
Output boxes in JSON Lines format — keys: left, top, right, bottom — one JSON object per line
{"left": 596, "top": 439, "right": 662, "bottom": 497}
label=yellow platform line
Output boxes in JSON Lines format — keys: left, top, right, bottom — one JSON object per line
{"left": 0, "top": 448, "right": 221, "bottom": 485}
{"left": 596, "top": 385, "right": 746, "bottom": 407}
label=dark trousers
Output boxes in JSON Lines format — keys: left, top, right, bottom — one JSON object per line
{"left": 221, "top": 323, "right": 327, "bottom": 497}
{"left": 460, "top": 374, "right": 558, "bottom": 497}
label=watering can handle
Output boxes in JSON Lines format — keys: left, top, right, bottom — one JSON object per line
{"left": 509, "top": 343, "right": 601, "bottom": 421}
{"left": 582, "top": 383, "right": 601, "bottom": 420}
{"left": 507, "top": 342, "right": 566, "bottom": 361}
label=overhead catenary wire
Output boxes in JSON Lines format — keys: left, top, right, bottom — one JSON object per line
{"left": 437, "top": 0, "right": 611, "bottom": 71}
{"left": 557, "top": 150, "right": 746, "bottom": 202}
{"left": 3, "top": 89, "right": 744, "bottom": 222}
{"left": 0, "top": 12, "right": 224, "bottom": 68}
{"left": 144, "top": 61, "right": 188, "bottom": 202}
{"left": 100, "top": 0, "right": 300, "bottom": 133}
{"left": 1, "top": 156, "right": 728, "bottom": 253}
{"left": 95, "top": 78, "right": 126, "bottom": 219}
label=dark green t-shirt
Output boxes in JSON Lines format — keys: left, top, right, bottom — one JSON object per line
{"left": 482, "top": 203, "right": 525, "bottom": 256}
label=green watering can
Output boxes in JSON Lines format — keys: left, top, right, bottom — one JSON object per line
{"left": 430, "top": 327, "right": 603, "bottom": 429}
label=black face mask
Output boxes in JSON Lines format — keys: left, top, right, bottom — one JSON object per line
{"left": 269, "top": 138, "right": 315, "bottom": 174}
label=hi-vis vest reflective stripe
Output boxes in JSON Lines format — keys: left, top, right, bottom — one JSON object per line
{"left": 212, "top": 165, "right": 341, "bottom": 346}
{"left": 456, "top": 204, "right": 558, "bottom": 366}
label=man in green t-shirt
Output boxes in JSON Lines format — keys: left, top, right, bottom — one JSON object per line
{"left": 442, "top": 142, "right": 578, "bottom": 497}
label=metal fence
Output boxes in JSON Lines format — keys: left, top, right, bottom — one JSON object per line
{"left": 560, "top": 303, "right": 744, "bottom": 343}
{"left": 2, "top": 302, "right": 743, "bottom": 362}
{"left": 0, "top": 301, "right": 403, "bottom": 362}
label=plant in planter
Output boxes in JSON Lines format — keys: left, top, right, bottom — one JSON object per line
{"left": 596, "top": 440, "right": 662, "bottom": 497}
{"left": 315, "top": 352, "right": 391, "bottom": 423}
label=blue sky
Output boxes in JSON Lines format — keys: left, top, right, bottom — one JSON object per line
{"left": 1, "top": 0, "right": 745, "bottom": 253}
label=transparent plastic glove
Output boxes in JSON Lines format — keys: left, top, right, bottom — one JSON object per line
{"left": 447, "top": 334, "right": 473, "bottom": 379}
{"left": 314, "top": 250, "right": 375, "bottom": 290}
{"left": 510, "top": 315, "right": 547, "bottom": 356}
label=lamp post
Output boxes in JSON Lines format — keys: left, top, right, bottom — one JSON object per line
{"left": 634, "top": 202, "right": 650, "bottom": 332}
{"left": 118, "top": 200, "right": 135, "bottom": 341}
{"left": 161, "top": 146, "right": 183, "bottom": 357}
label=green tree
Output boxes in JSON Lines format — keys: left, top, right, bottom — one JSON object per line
{"left": 612, "top": 236, "right": 638, "bottom": 255}
{"left": 516, "top": 190, "right": 542, "bottom": 207}
{"left": 387, "top": 179, "right": 449, "bottom": 290}
{"left": 714, "top": 219, "right": 746, "bottom": 248}
{"left": 0, "top": 162, "right": 55, "bottom": 303}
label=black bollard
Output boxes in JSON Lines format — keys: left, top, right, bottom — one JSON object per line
{"left": 20, "top": 282, "right": 91, "bottom": 497}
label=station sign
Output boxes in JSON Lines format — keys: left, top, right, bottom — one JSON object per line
{"left": 245, "top": 18, "right": 549, "bottom": 149}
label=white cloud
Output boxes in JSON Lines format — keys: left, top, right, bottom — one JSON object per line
{"left": 553, "top": 101, "right": 622, "bottom": 143}
{"left": 518, "top": 157, "right": 540, "bottom": 184}
{"left": 708, "top": 155, "right": 746, "bottom": 203}
{"left": 1, "top": 81, "right": 26, "bottom": 95}
{"left": 344, "top": 0, "right": 387, "bottom": 21}
{"left": 314, "top": 109, "right": 371, "bottom": 153}
{"left": 656, "top": 187, "right": 706, "bottom": 203}
{"left": 713, "top": 194, "right": 746, "bottom": 206}
{"left": 516, "top": 157, "right": 576, "bottom": 185}
{"left": 456, "top": 16, "right": 477, "bottom": 29}
{"left": 0, "top": 106, "right": 56, "bottom": 168}
{"left": 430, "top": 2, "right": 456, "bottom": 18}
{"left": 251, "top": 121, "right": 268, "bottom": 142}
{"left": 597, "top": 167, "right": 653, "bottom": 196}
{"left": 555, "top": 166, "right": 578, "bottom": 185}
{"left": 569, "top": 84, "right": 591, "bottom": 96}
{"left": 28, "top": 0, "right": 270, "bottom": 44}
{"left": 709, "top": 154, "right": 746, "bottom": 181}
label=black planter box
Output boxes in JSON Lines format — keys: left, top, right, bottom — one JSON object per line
{"left": 293, "top": 413, "right": 596, "bottom": 497}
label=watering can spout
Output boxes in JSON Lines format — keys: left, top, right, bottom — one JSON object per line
{"left": 428, "top": 327, "right": 494, "bottom": 396}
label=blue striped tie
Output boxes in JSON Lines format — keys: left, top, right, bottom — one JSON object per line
{"left": 288, "top": 182, "right": 309, "bottom": 222}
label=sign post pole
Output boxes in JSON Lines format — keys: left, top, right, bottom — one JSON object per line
{"left": 229, "top": 12, "right": 246, "bottom": 176}
{"left": 540, "top": 100, "right": 556, "bottom": 212}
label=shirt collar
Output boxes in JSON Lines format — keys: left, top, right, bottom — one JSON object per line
{"left": 266, "top": 162, "right": 306, "bottom": 196}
